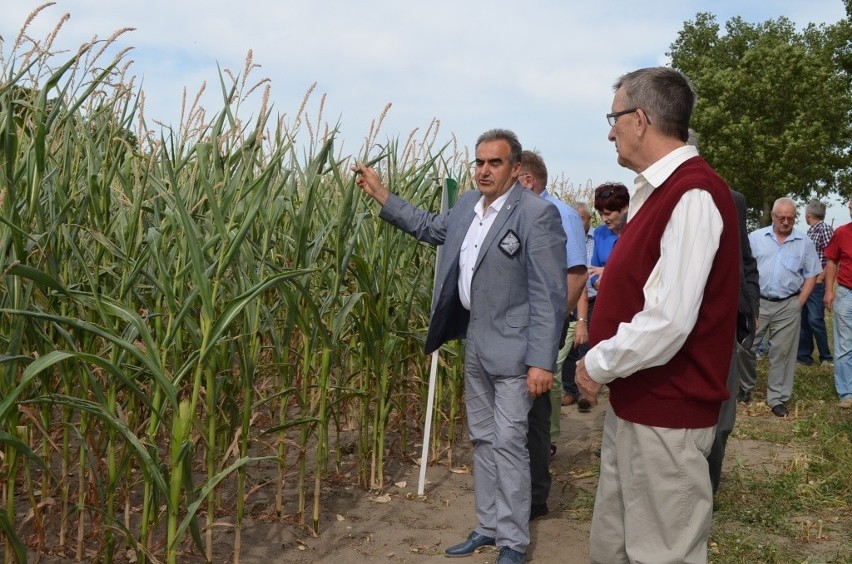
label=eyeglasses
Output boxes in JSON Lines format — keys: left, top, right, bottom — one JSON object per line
{"left": 598, "top": 189, "right": 614, "bottom": 199}
{"left": 772, "top": 214, "right": 796, "bottom": 223}
{"left": 606, "top": 108, "right": 651, "bottom": 127}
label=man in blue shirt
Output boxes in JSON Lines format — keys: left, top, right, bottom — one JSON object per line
{"left": 740, "top": 197, "right": 822, "bottom": 416}
{"left": 517, "top": 150, "right": 586, "bottom": 519}
{"left": 561, "top": 202, "right": 596, "bottom": 408}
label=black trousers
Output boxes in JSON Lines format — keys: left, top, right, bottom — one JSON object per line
{"left": 527, "top": 393, "right": 551, "bottom": 506}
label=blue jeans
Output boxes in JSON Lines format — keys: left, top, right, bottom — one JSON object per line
{"left": 798, "top": 282, "right": 832, "bottom": 363}
{"left": 832, "top": 286, "right": 852, "bottom": 400}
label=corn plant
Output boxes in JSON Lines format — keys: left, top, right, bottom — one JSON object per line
{"left": 0, "top": 8, "right": 473, "bottom": 563}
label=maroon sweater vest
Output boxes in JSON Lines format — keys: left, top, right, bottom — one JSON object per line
{"left": 589, "top": 156, "right": 739, "bottom": 428}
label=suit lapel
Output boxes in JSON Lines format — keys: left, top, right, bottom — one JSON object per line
{"left": 444, "top": 192, "right": 478, "bottom": 259}
{"left": 473, "top": 183, "right": 522, "bottom": 273}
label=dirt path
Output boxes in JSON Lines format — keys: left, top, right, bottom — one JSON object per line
{"left": 233, "top": 400, "right": 606, "bottom": 564}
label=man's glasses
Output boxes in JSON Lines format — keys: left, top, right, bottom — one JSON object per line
{"left": 606, "top": 108, "right": 651, "bottom": 127}
{"left": 606, "top": 108, "right": 638, "bottom": 127}
{"left": 597, "top": 189, "right": 614, "bottom": 199}
{"left": 772, "top": 214, "right": 796, "bottom": 223}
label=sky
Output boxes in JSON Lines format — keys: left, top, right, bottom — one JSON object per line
{"left": 1, "top": 0, "right": 850, "bottom": 230}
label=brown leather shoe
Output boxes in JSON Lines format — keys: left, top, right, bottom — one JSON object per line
{"left": 577, "top": 397, "right": 592, "bottom": 413}
{"left": 561, "top": 395, "right": 576, "bottom": 406}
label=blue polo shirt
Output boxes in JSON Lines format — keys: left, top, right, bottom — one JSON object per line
{"left": 748, "top": 226, "right": 822, "bottom": 298}
{"left": 542, "top": 190, "right": 586, "bottom": 269}
{"left": 590, "top": 225, "right": 620, "bottom": 287}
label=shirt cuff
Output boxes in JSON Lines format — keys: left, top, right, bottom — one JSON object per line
{"left": 583, "top": 346, "right": 614, "bottom": 385}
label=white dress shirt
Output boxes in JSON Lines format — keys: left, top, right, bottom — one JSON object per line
{"left": 584, "top": 145, "right": 725, "bottom": 384}
{"left": 458, "top": 191, "right": 510, "bottom": 310}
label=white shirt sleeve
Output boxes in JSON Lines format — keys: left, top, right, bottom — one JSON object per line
{"left": 584, "top": 189, "right": 724, "bottom": 383}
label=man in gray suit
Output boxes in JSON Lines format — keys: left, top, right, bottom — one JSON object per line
{"left": 353, "top": 129, "right": 567, "bottom": 564}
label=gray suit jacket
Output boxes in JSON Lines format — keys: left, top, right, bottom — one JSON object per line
{"left": 380, "top": 183, "right": 567, "bottom": 375}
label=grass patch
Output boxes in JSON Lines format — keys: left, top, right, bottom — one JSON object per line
{"left": 709, "top": 346, "right": 852, "bottom": 563}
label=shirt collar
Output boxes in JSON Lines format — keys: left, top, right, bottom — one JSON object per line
{"left": 476, "top": 187, "right": 512, "bottom": 218}
{"left": 639, "top": 145, "right": 699, "bottom": 188}
{"left": 763, "top": 227, "right": 804, "bottom": 243}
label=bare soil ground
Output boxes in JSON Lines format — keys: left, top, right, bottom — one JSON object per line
{"left": 230, "top": 399, "right": 602, "bottom": 564}
{"left": 24, "top": 394, "right": 849, "bottom": 563}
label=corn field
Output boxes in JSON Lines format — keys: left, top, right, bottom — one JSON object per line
{"left": 0, "top": 8, "right": 593, "bottom": 563}
{"left": 0, "top": 10, "right": 477, "bottom": 563}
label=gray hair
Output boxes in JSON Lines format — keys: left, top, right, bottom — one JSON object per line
{"left": 572, "top": 202, "right": 591, "bottom": 215}
{"left": 476, "top": 129, "right": 522, "bottom": 164}
{"left": 805, "top": 200, "right": 826, "bottom": 220}
{"left": 772, "top": 197, "right": 797, "bottom": 215}
{"left": 614, "top": 67, "right": 695, "bottom": 142}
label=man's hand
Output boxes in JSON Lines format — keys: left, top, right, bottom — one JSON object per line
{"left": 351, "top": 162, "right": 390, "bottom": 206}
{"left": 573, "top": 320, "right": 589, "bottom": 347}
{"left": 824, "top": 290, "right": 835, "bottom": 311}
{"left": 527, "top": 367, "right": 553, "bottom": 398}
{"left": 575, "top": 358, "right": 602, "bottom": 406}
{"left": 589, "top": 266, "right": 605, "bottom": 289}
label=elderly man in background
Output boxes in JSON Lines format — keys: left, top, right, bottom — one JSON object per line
{"left": 797, "top": 200, "right": 834, "bottom": 366}
{"left": 740, "top": 197, "right": 821, "bottom": 416}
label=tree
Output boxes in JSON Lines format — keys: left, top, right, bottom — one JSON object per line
{"left": 669, "top": 12, "right": 852, "bottom": 225}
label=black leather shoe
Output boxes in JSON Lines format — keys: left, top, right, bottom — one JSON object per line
{"left": 771, "top": 403, "right": 788, "bottom": 417}
{"left": 445, "top": 531, "right": 495, "bottom": 557}
{"left": 530, "top": 502, "right": 549, "bottom": 521}
{"left": 737, "top": 390, "right": 752, "bottom": 404}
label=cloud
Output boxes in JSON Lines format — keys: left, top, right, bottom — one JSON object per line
{"left": 1, "top": 0, "right": 847, "bottom": 188}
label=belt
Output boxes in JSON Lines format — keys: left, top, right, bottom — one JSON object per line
{"left": 760, "top": 291, "right": 800, "bottom": 302}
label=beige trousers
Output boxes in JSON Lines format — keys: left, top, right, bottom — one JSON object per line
{"left": 590, "top": 405, "right": 715, "bottom": 564}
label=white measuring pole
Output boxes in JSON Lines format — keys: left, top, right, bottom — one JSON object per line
{"left": 417, "top": 176, "right": 452, "bottom": 495}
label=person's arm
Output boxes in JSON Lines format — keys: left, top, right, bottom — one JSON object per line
{"left": 355, "top": 163, "right": 455, "bottom": 246}
{"left": 588, "top": 266, "right": 604, "bottom": 289}
{"left": 824, "top": 259, "right": 838, "bottom": 311}
{"left": 573, "top": 286, "right": 589, "bottom": 346}
{"left": 525, "top": 204, "right": 569, "bottom": 396}
{"left": 589, "top": 233, "right": 603, "bottom": 288}
{"left": 563, "top": 208, "right": 588, "bottom": 312}
{"left": 799, "top": 237, "right": 823, "bottom": 308}
{"left": 583, "top": 189, "right": 723, "bottom": 386}
{"left": 799, "top": 276, "right": 817, "bottom": 308}
{"left": 566, "top": 265, "right": 587, "bottom": 313}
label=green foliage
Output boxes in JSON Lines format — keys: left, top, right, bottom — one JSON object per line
{"left": 0, "top": 9, "right": 469, "bottom": 562}
{"left": 709, "top": 353, "right": 852, "bottom": 562}
{"left": 669, "top": 12, "right": 852, "bottom": 226}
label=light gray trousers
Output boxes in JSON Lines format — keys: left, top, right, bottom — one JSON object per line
{"left": 465, "top": 336, "right": 532, "bottom": 553}
{"left": 742, "top": 297, "right": 801, "bottom": 407}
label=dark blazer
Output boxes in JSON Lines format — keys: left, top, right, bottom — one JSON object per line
{"left": 379, "top": 183, "right": 567, "bottom": 374}
{"left": 732, "top": 190, "right": 760, "bottom": 343}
